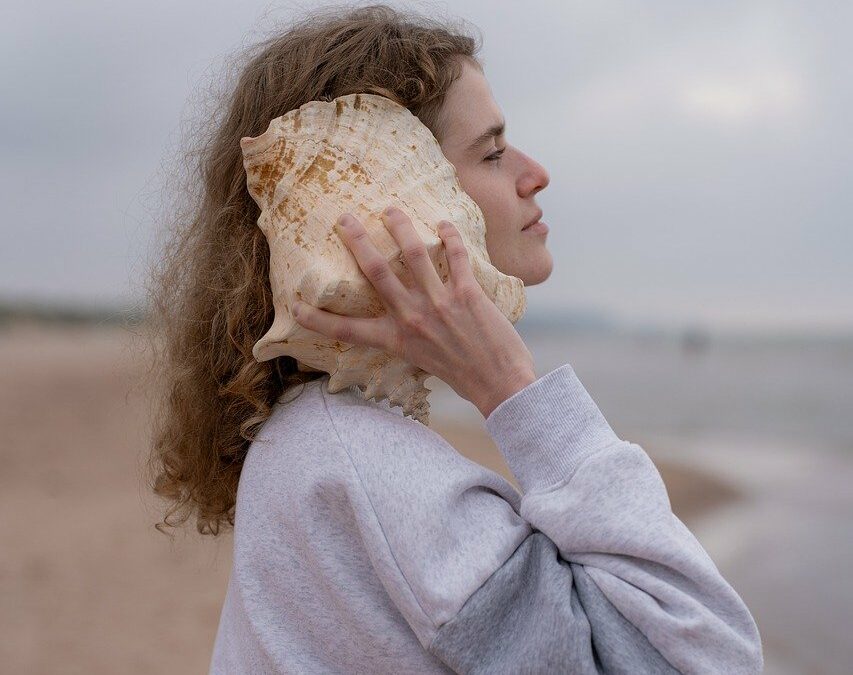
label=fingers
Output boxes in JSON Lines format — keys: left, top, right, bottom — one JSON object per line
{"left": 336, "top": 212, "right": 409, "bottom": 315}
{"left": 291, "top": 301, "right": 388, "bottom": 352}
{"left": 380, "top": 207, "right": 446, "bottom": 300}
{"left": 436, "top": 220, "right": 478, "bottom": 291}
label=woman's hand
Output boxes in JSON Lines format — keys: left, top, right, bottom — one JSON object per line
{"left": 291, "top": 206, "right": 537, "bottom": 418}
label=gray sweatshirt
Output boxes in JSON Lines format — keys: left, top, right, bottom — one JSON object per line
{"left": 209, "top": 363, "right": 763, "bottom": 674}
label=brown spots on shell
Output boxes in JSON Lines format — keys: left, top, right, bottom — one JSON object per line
{"left": 301, "top": 152, "right": 333, "bottom": 193}
{"left": 292, "top": 110, "right": 301, "bottom": 133}
{"left": 292, "top": 221, "right": 314, "bottom": 252}
{"left": 348, "top": 162, "right": 368, "bottom": 178}
{"left": 248, "top": 138, "right": 287, "bottom": 201}
{"left": 366, "top": 298, "right": 384, "bottom": 315}
{"left": 314, "top": 153, "right": 336, "bottom": 172}
{"left": 343, "top": 161, "right": 371, "bottom": 186}
{"left": 353, "top": 94, "right": 362, "bottom": 110}
{"left": 273, "top": 195, "right": 297, "bottom": 221}
{"left": 335, "top": 99, "right": 345, "bottom": 117}
{"left": 410, "top": 144, "right": 416, "bottom": 151}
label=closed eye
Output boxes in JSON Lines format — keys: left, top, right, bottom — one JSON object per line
{"left": 485, "top": 147, "right": 506, "bottom": 162}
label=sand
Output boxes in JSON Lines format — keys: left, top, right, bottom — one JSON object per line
{"left": 0, "top": 322, "right": 740, "bottom": 674}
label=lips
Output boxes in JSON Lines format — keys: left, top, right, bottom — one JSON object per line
{"left": 523, "top": 209, "right": 544, "bottom": 230}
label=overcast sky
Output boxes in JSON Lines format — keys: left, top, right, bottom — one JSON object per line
{"left": 2, "top": 0, "right": 851, "bottom": 335}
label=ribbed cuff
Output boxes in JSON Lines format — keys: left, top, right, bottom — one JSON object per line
{"left": 484, "top": 363, "right": 623, "bottom": 495}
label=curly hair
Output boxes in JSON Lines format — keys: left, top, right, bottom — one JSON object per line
{"left": 140, "top": 3, "right": 483, "bottom": 538}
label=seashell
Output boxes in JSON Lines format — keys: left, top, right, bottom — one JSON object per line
{"left": 240, "top": 93, "right": 526, "bottom": 425}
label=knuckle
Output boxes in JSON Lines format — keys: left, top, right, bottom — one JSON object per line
{"left": 455, "top": 282, "right": 481, "bottom": 305}
{"left": 364, "top": 259, "right": 390, "bottom": 282}
{"left": 432, "top": 296, "right": 453, "bottom": 317}
{"left": 332, "top": 322, "right": 355, "bottom": 344}
{"left": 448, "top": 244, "right": 468, "bottom": 261}
{"left": 349, "top": 227, "right": 368, "bottom": 243}
{"left": 402, "top": 244, "right": 428, "bottom": 263}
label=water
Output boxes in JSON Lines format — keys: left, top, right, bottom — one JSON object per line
{"left": 426, "top": 327, "right": 853, "bottom": 451}
{"left": 425, "top": 327, "right": 853, "bottom": 674}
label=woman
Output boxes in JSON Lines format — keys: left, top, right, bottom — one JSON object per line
{"left": 145, "top": 5, "right": 763, "bottom": 673}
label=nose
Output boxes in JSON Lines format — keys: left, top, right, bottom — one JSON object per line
{"left": 518, "top": 151, "right": 550, "bottom": 197}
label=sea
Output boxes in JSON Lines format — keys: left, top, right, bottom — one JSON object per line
{"left": 425, "top": 323, "right": 853, "bottom": 453}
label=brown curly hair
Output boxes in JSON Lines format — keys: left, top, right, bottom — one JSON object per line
{"left": 140, "top": 3, "right": 483, "bottom": 538}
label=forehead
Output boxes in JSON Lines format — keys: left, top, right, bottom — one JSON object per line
{"left": 438, "top": 61, "right": 505, "bottom": 152}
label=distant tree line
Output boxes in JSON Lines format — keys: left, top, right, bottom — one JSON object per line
{"left": 0, "top": 299, "right": 148, "bottom": 327}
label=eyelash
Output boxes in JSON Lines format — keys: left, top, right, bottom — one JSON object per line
{"left": 485, "top": 147, "right": 506, "bottom": 163}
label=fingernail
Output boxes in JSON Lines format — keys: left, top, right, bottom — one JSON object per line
{"left": 292, "top": 301, "right": 302, "bottom": 317}
{"left": 438, "top": 221, "right": 450, "bottom": 231}
{"left": 338, "top": 213, "right": 354, "bottom": 228}
{"left": 383, "top": 206, "right": 401, "bottom": 217}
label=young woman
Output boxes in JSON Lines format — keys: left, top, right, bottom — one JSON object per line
{"left": 145, "top": 5, "right": 763, "bottom": 673}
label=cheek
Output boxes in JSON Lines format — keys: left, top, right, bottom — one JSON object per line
{"left": 459, "top": 174, "right": 511, "bottom": 228}
{"left": 481, "top": 192, "right": 517, "bottom": 243}
{"left": 451, "top": 164, "right": 517, "bottom": 242}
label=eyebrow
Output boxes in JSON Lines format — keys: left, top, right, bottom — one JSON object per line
{"left": 466, "top": 121, "right": 506, "bottom": 152}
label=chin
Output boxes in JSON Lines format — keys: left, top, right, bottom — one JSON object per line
{"left": 492, "top": 250, "right": 553, "bottom": 285}
{"left": 520, "top": 254, "right": 554, "bottom": 286}
{"left": 511, "top": 265, "right": 552, "bottom": 286}
{"left": 521, "top": 267, "right": 552, "bottom": 286}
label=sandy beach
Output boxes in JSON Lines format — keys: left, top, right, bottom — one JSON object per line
{"left": 1, "top": 322, "right": 847, "bottom": 673}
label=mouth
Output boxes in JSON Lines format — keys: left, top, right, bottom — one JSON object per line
{"left": 522, "top": 209, "right": 544, "bottom": 230}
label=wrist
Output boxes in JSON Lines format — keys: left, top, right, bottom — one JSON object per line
{"left": 478, "top": 367, "right": 538, "bottom": 419}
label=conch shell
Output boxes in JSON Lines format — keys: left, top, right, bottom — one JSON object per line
{"left": 240, "top": 93, "right": 526, "bottom": 425}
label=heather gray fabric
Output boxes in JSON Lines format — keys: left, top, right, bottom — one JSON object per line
{"left": 430, "top": 533, "right": 681, "bottom": 674}
{"left": 209, "top": 364, "right": 763, "bottom": 674}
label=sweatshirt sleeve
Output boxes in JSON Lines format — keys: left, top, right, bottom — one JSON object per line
{"left": 323, "top": 364, "right": 763, "bottom": 675}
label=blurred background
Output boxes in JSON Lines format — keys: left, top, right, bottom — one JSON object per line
{"left": 1, "top": 1, "right": 850, "bottom": 673}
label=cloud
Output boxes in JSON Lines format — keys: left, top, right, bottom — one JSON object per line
{"left": 1, "top": 0, "right": 850, "bottom": 333}
{"left": 680, "top": 70, "right": 805, "bottom": 127}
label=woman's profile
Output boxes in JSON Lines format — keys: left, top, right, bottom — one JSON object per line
{"left": 144, "top": 4, "right": 763, "bottom": 673}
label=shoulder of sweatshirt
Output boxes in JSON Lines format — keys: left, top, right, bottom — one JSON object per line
{"left": 252, "top": 367, "right": 763, "bottom": 674}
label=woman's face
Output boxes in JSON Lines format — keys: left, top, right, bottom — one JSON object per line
{"left": 437, "top": 59, "right": 552, "bottom": 286}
